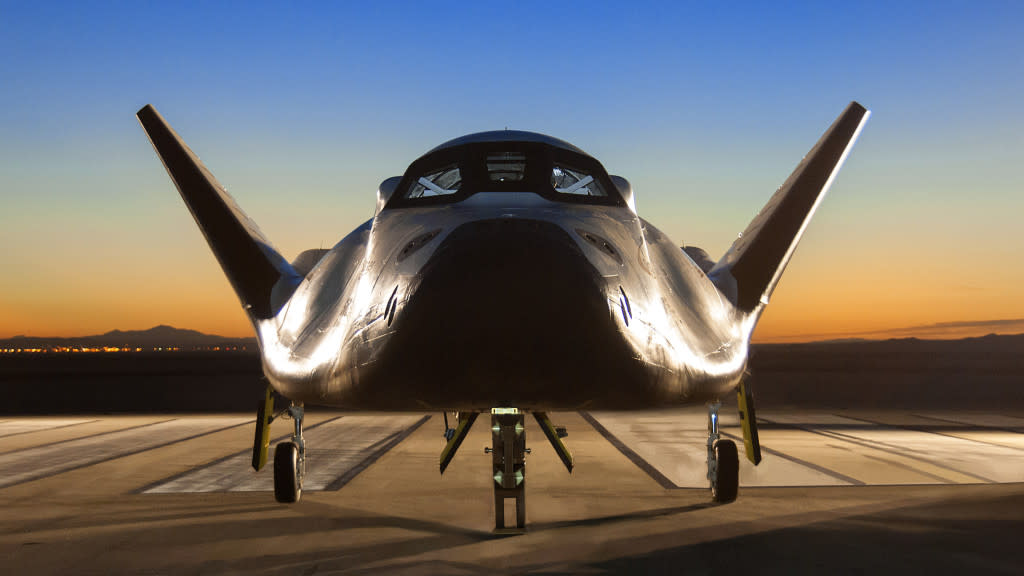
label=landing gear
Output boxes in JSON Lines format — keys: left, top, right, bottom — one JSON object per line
{"left": 438, "top": 408, "right": 572, "bottom": 531}
{"left": 251, "top": 385, "right": 307, "bottom": 504}
{"left": 274, "top": 403, "right": 305, "bottom": 503}
{"left": 706, "top": 401, "right": 738, "bottom": 503}
{"left": 440, "top": 412, "right": 478, "bottom": 474}
{"left": 274, "top": 441, "right": 300, "bottom": 502}
{"left": 488, "top": 408, "right": 528, "bottom": 533}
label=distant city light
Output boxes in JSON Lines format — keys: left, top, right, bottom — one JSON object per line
{"left": 0, "top": 345, "right": 248, "bottom": 354}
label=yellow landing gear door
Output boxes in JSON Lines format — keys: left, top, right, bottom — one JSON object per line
{"left": 252, "top": 384, "right": 274, "bottom": 471}
{"left": 440, "top": 412, "right": 478, "bottom": 474}
{"left": 533, "top": 412, "right": 574, "bottom": 473}
{"left": 737, "top": 379, "right": 762, "bottom": 465}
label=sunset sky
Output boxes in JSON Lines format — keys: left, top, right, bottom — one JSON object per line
{"left": 2, "top": 2, "right": 1022, "bottom": 342}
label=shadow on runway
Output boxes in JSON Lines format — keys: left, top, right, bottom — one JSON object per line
{"left": 28, "top": 497, "right": 497, "bottom": 573}
{"left": 528, "top": 502, "right": 716, "bottom": 532}
{"left": 340, "top": 487, "right": 1024, "bottom": 575}
{"left": 576, "top": 489, "right": 1024, "bottom": 575}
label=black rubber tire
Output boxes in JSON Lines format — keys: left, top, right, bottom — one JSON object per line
{"left": 274, "top": 441, "right": 301, "bottom": 503}
{"left": 711, "top": 439, "right": 739, "bottom": 503}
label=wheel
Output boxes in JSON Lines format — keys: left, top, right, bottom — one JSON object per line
{"left": 711, "top": 439, "right": 738, "bottom": 503}
{"left": 274, "top": 441, "right": 301, "bottom": 503}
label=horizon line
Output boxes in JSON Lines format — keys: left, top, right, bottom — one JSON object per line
{"left": 5, "top": 318, "right": 1024, "bottom": 346}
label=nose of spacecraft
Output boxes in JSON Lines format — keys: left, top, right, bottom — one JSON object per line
{"left": 383, "top": 217, "right": 629, "bottom": 405}
{"left": 411, "top": 218, "right": 602, "bottom": 324}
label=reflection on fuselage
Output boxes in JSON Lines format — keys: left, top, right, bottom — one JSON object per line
{"left": 260, "top": 184, "right": 748, "bottom": 411}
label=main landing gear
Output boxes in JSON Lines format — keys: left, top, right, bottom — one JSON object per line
{"left": 251, "top": 384, "right": 305, "bottom": 503}
{"left": 273, "top": 403, "right": 305, "bottom": 503}
{"left": 706, "top": 378, "right": 765, "bottom": 503}
{"left": 706, "top": 400, "right": 738, "bottom": 503}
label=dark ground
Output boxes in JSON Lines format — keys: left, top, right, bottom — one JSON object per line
{"left": 750, "top": 334, "right": 1024, "bottom": 410}
{"left": 1, "top": 351, "right": 264, "bottom": 413}
{"left": 584, "top": 485, "right": 1024, "bottom": 575}
{"left": 2, "top": 334, "right": 1022, "bottom": 413}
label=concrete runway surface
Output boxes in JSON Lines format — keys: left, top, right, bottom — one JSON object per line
{"left": 2, "top": 409, "right": 1023, "bottom": 574}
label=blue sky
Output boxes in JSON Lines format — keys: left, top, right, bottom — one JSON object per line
{"left": 1, "top": 1, "right": 1022, "bottom": 339}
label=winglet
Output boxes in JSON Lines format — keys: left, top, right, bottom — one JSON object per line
{"left": 137, "top": 105, "right": 301, "bottom": 320}
{"left": 709, "top": 102, "right": 870, "bottom": 314}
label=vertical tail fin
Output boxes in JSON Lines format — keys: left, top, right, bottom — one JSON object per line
{"left": 137, "top": 105, "right": 301, "bottom": 320}
{"left": 709, "top": 102, "right": 870, "bottom": 315}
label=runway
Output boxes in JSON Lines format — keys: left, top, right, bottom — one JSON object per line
{"left": 2, "top": 409, "right": 1023, "bottom": 574}
{"left": 587, "top": 408, "right": 1024, "bottom": 487}
{"left": 142, "top": 415, "right": 429, "bottom": 494}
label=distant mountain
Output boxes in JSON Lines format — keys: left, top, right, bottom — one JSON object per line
{"left": 0, "top": 325, "right": 257, "bottom": 350}
{"left": 754, "top": 331, "right": 1024, "bottom": 350}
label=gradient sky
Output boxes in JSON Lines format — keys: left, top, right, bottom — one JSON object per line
{"left": 1, "top": 1, "right": 1022, "bottom": 342}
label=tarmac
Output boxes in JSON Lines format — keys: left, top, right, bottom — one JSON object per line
{"left": 2, "top": 408, "right": 1023, "bottom": 574}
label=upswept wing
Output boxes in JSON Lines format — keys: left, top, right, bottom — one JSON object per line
{"left": 709, "top": 102, "right": 870, "bottom": 313}
{"left": 137, "top": 105, "right": 300, "bottom": 320}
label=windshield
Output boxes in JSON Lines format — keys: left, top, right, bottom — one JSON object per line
{"left": 405, "top": 164, "right": 461, "bottom": 198}
{"left": 390, "top": 142, "right": 623, "bottom": 208}
{"left": 487, "top": 152, "right": 527, "bottom": 183}
{"left": 551, "top": 165, "right": 606, "bottom": 197}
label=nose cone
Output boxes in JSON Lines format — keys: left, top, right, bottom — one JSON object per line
{"left": 365, "top": 218, "right": 642, "bottom": 409}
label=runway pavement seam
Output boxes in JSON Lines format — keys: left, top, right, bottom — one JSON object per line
{"left": 323, "top": 414, "right": 431, "bottom": 491}
{"left": 0, "top": 419, "right": 99, "bottom": 439}
{"left": 139, "top": 414, "right": 430, "bottom": 495}
{"left": 840, "top": 414, "right": 1024, "bottom": 453}
{"left": 0, "top": 417, "right": 177, "bottom": 455}
{"left": 816, "top": 426, "right": 998, "bottom": 483}
{"left": 0, "top": 419, "right": 252, "bottom": 490}
{"left": 718, "top": 430, "right": 864, "bottom": 485}
{"left": 913, "top": 413, "right": 1024, "bottom": 434}
{"left": 764, "top": 420, "right": 997, "bottom": 484}
{"left": 579, "top": 411, "right": 680, "bottom": 489}
{"left": 758, "top": 422, "right": 1015, "bottom": 432}
{"left": 135, "top": 416, "right": 344, "bottom": 494}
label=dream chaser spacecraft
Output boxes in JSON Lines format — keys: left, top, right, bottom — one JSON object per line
{"left": 138, "top": 102, "right": 869, "bottom": 529}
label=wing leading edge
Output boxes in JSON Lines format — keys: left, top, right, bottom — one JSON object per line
{"left": 709, "top": 101, "right": 870, "bottom": 314}
{"left": 137, "top": 105, "right": 300, "bottom": 320}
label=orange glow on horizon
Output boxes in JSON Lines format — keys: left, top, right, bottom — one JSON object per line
{"left": 3, "top": 180, "right": 1024, "bottom": 343}
{"left": 4, "top": 274, "right": 1024, "bottom": 343}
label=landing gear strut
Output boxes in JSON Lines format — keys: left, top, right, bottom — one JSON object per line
{"left": 274, "top": 403, "right": 305, "bottom": 503}
{"left": 706, "top": 400, "right": 738, "bottom": 503}
{"left": 438, "top": 407, "right": 573, "bottom": 531}
{"left": 487, "top": 408, "right": 528, "bottom": 532}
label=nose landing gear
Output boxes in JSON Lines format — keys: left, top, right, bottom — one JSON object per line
{"left": 488, "top": 408, "right": 528, "bottom": 533}
{"left": 439, "top": 407, "right": 574, "bottom": 532}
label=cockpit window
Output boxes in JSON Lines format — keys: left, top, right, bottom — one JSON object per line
{"left": 405, "top": 164, "right": 462, "bottom": 198}
{"left": 486, "top": 152, "right": 527, "bottom": 182}
{"left": 551, "top": 165, "right": 607, "bottom": 197}
{"left": 387, "top": 142, "right": 625, "bottom": 209}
